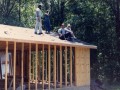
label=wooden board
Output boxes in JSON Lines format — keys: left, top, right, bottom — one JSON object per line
{"left": 0, "top": 24, "right": 97, "bottom": 49}
{"left": 13, "top": 42, "right": 16, "bottom": 90}
{"left": 75, "top": 47, "right": 90, "bottom": 86}
{"left": 21, "top": 43, "right": 24, "bottom": 90}
{"left": 70, "top": 46, "right": 72, "bottom": 86}
{"left": 28, "top": 43, "right": 31, "bottom": 90}
{"left": 48, "top": 45, "right": 50, "bottom": 89}
{"left": 5, "top": 41, "right": 8, "bottom": 90}
{"left": 65, "top": 46, "right": 67, "bottom": 86}
{"left": 35, "top": 44, "right": 38, "bottom": 90}
{"left": 53, "top": 45, "right": 56, "bottom": 88}
{"left": 42, "top": 44, "right": 44, "bottom": 89}
{"left": 60, "top": 46, "right": 62, "bottom": 88}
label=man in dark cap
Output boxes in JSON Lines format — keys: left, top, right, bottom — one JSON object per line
{"left": 34, "top": 4, "right": 43, "bottom": 34}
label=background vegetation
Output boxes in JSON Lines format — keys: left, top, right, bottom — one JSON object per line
{"left": 0, "top": 0, "right": 120, "bottom": 89}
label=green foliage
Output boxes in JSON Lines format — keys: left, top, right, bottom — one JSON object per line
{"left": 0, "top": 0, "right": 120, "bottom": 84}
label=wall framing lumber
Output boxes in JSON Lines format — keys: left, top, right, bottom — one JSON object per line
{"left": 65, "top": 46, "right": 67, "bottom": 86}
{"left": 28, "top": 43, "right": 31, "bottom": 90}
{"left": 5, "top": 41, "right": 8, "bottom": 90}
{"left": 42, "top": 44, "right": 44, "bottom": 89}
{"left": 53, "top": 45, "right": 56, "bottom": 88}
{"left": 70, "top": 46, "right": 72, "bottom": 86}
{"left": 57, "top": 50, "right": 59, "bottom": 82}
{"left": 48, "top": 45, "right": 51, "bottom": 89}
{"left": 21, "top": 43, "right": 24, "bottom": 90}
{"left": 0, "top": 36, "right": 93, "bottom": 90}
{"left": 13, "top": 42, "right": 16, "bottom": 90}
{"left": 32, "top": 54, "right": 34, "bottom": 81}
{"left": 45, "top": 50, "right": 47, "bottom": 81}
{"left": 60, "top": 46, "right": 62, "bottom": 88}
{"left": 35, "top": 44, "right": 38, "bottom": 90}
{"left": 0, "top": 37, "right": 97, "bottom": 49}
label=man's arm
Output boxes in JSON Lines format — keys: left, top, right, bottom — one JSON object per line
{"left": 65, "top": 28, "right": 72, "bottom": 33}
{"left": 40, "top": 10, "right": 43, "bottom": 17}
{"left": 58, "top": 29, "right": 62, "bottom": 36}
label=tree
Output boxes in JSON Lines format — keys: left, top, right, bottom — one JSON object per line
{"left": 0, "top": 0, "right": 120, "bottom": 84}
{"left": 0, "top": 0, "right": 18, "bottom": 24}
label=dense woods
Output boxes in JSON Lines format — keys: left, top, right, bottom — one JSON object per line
{"left": 0, "top": 0, "right": 120, "bottom": 86}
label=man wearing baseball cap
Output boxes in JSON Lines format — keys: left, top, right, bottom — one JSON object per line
{"left": 34, "top": 4, "right": 43, "bottom": 35}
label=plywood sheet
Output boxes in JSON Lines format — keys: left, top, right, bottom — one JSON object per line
{"left": 0, "top": 24, "right": 97, "bottom": 49}
{"left": 75, "top": 47, "right": 90, "bottom": 86}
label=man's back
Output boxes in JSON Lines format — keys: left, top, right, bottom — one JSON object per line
{"left": 36, "top": 8, "right": 43, "bottom": 18}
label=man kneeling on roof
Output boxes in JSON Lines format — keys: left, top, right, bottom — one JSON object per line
{"left": 58, "top": 23, "right": 76, "bottom": 41}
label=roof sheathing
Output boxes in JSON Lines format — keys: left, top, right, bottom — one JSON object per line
{"left": 0, "top": 24, "right": 97, "bottom": 49}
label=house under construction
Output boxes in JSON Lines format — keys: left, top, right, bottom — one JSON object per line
{"left": 0, "top": 24, "right": 97, "bottom": 90}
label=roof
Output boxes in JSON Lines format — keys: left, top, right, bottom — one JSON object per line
{"left": 0, "top": 24, "right": 97, "bottom": 49}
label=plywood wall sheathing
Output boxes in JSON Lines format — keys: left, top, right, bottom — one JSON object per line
{"left": 75, "top": 47, "right": 90, "bottom": 86}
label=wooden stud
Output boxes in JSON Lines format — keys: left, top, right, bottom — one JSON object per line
{"left": 13, "top": 42, "right": 16, "bottom": 90}
{"left": 48, "top": 45, "right": 50, "bottom": 89}
{"left": 65, "top": 46, "right": 67, "bottom": 86}
{"left": 10, "top": 52, "right": 13, "bottom": 76}
{"left": 21, "top": 43, "right": 24, "bottom": 90}
{"left": 57, "top": 50, "right": 59, "bottom": 82}
{"left": 0, "top": 57, "right": 2, "bottom": 79}
{"left": 11, "top": 51, "right": 14, "bottom": 76}
{"left": 70, "top": 47, "right": 72, "bottom": 86}
{"left": 74, "top": 47, "right": 77, "bottom": 86}
{"left": 42, "top": 44, "right": 44, "bottom": 89}
{"left": 28, "top": 43, "right": 31, "bottom": 90}
{"left": 54, "top": 46, "right": 56, "bottom": 88}
{"left": 5, "top": 41, "right": 8, "bottom": 90}
{"left": 37, "top": 50, "right": 40, "bottom": 81}
{"left": 35, "top": 44, "right": 38, "bottom": 90}
{"left": 33, "top": 54, "right": 34, "bottom": 81}
{"left": 86, "top": 49, "right": 90, "bottom": 85}
{"left": 60, "top": 46, "right": 62, "bottom": 88}
{"left": 45, "top": 50, "right": 47, "bottom": 81}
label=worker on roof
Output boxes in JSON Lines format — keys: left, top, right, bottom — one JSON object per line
{"left": 43, "top": 10, "right": 51, "bottom": 34}
{"left": 34, "top": 4, "right": 43, "bottom": 35}
{"left": 58, "top": 23, "right": 76, "bottom": 41}
{"left": 65, "top": 24, "right": 76, "bottom": 39}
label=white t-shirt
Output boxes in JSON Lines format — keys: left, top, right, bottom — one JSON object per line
{"left": 36, "top": 8, "right": 43, "bottom": 18}
{"left": 58, "top": 28, "right": 66, "bottom": 35}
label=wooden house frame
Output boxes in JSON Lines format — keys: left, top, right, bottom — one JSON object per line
{"left": 0, "top": 24, "right": 97, "bottom": 90}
